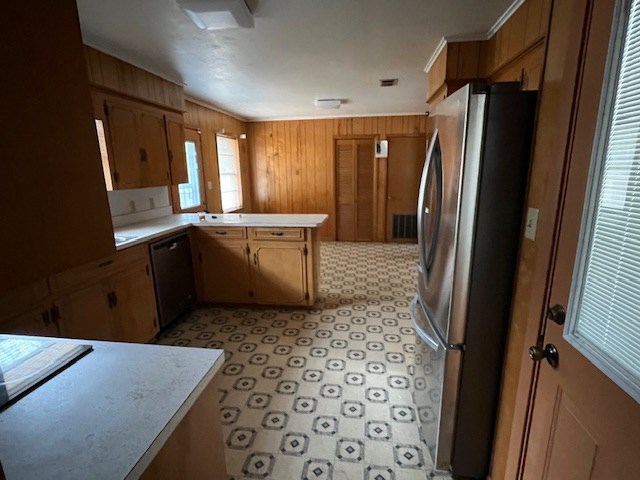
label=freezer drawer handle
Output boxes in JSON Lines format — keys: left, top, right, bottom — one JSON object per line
{"left": 414, "top": 297, "right": 463, "bottom": 351}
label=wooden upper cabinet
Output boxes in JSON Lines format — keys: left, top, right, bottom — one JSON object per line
{"left": 138, "top": 110, "right": 170, "bottom": 187}
{"left": 100, "top": 94, "right": 172, "bottom": 189}
{"left": 165, "top": 114, "right": 189, "bottom": 185}
{"left": 0, "top": 0, "right": 115, "bottom": 292}
{"left": 425, "top": 0, "right": 552, "bottom": 106}
{"left": 106, "top": 99, "right": 141, "bottom": 188}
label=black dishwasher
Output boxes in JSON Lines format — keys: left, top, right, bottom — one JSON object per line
{"left": 149, "top": 233, "right": 196, "bottom": 329}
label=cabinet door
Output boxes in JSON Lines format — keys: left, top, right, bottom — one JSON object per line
{"left": 106, "top": 100, "right": 143, "bottom": 188}
{"left": 252, "top": 243, "right": 307, "bottom": 305}
{"left": 0, "top": 305, "right": 59, "bottom": 337}
{"left": 198, "top": 240, "right": 251, "bottom": 303}
{"left": 110, "top": 261, "right": 159, "bottom": 343}
{"left": 165, "top": 115, "right": 188, "bottom": 185}
{"left": 56, "top": 282, "right": 113, "bottom": 340}
{"left": 139, "top": 110, "right": 171, "bottom": 187}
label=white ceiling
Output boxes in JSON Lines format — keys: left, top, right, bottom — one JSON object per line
{"left": 76, "top": 0, "right": 514, "bottom": 121}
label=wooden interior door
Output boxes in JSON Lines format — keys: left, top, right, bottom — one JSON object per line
{"left": 335, "top": 138, "right": 375, "bottom": 241}
{"left": 385, "top": 136, "right": 426, "bottom": 242}
{"left": 523, "top": 0, "right": 640, "bottom": 477}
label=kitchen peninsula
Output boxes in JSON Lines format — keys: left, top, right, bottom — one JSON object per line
{"left": 0, "top": 335, "right": 226, "bottom": 479}
{"left": 116, "top": 213, "right": 328, "bottom": 307}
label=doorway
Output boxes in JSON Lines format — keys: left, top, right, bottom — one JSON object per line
{"left": 335, "top": 138, "right": 376, "bottom": 241}
{"left": 385, "top": 135, "right": 427, "bottom": 242}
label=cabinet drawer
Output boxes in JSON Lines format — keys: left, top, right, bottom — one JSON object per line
{"left": 197, "top": 227, "right": 247, "bottom": 239}
{"left": 49, "top": 244, "right": 149, "bottom": 293}
{"left": 250, "top": 228, "right": 305, "bottom": 241}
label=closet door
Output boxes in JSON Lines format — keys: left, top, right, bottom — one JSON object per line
{"left": 335, "top": 139, "right": 375, "bottom": 241}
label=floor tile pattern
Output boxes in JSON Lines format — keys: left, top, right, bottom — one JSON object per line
{"left": 157, "top": 242, "right": 446, "bottom": 479}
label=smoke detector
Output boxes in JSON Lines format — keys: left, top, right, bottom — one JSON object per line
{"left": 315, "top": 99, "right": 342, "bottom": 110}
{"left": 178, "top": 0, "right": 254, "bottom": 30}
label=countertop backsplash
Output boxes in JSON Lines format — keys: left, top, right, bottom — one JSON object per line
{"left": 108, "top": 186, "right": 173, "bottom": 227}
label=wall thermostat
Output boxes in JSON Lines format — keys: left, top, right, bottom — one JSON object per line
{"left": 375, "top": 140, "right": 388, "bottom": 158}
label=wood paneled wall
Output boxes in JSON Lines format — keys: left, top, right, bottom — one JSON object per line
{"left": 247, "top": 115, "right": 428, "bottom": 240}
{"left": 184, "top": 100, "right": 252, "bottom": 213}
{"left": 84, "top": 46, "right": 184, "bottom": 111}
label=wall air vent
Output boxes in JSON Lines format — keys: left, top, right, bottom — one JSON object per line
{"left": 392, "top": 214, "right": 417, "bottom": 239}
{"left": 379, "top": 79, "right": 398, "bottom": 87}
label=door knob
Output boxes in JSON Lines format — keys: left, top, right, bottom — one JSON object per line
{"left": 547, "top": 304, "right": 566, "bottom": 325}
{"left": 529, "top": 344, "right": 559, "bottom": 368}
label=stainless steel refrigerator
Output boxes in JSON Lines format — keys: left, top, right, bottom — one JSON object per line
{"left": 411, "top": 83, "right": 536, "bottom": 479}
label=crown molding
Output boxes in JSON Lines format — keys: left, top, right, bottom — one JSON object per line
{"left": 487, "top": 0, "right": 526, "bottom": 38}
{"left": 424, "top": 37, "right": 447, "bottom": 73}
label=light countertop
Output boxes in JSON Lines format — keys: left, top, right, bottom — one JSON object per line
{"left": 0, "top": 335, "right": 224, "bottom": 480}
{"left": 113, "top": 213, "right": 328, "bottom": 250}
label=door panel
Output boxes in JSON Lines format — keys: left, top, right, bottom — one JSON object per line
{"left": 110, "top": 262, "right": 158, "bottom": 343}
{"left": 542, "top": 389, "right": 597, "bottom": 480}
{"left": 252, "top": 243, "right": 307, "bottom": 305}
{"left": 56, "top": 282, "right": 113, "bottom": 340}
{"left": 355, "top": 141, "right": 375, "bottom": 241}
{"left": 386, "top": 136, "right": 426, "bottom": 242}
{"left": 0, "top": 305, "right": 59, "bottom": 337}
{"left": 139, "top": 110, "right": 170, "bottom": 187}
{"left": 199, "top": 240, "right": 251, "bottom": 303}
{"left": 165, "top": 114, "right": 188, "bottom": 185}
{"left": 523, "top": 0, "right": 640, "bottom": 478}
{"left": 335, "top": 139, "right": 375, "bottom": 241}
{"left": 106, "top": 100, "right": 141, "bottom": 188}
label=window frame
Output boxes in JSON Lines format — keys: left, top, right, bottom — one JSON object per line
{"left": 171, "top": 127, "right": 207, "bottom": 213}
{"left": 215, "top": 133, "right": 243, "bottom": 213}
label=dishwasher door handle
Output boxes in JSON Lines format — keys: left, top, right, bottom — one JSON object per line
{"left": 168, "top": 242, "right": 178, "bottom": 251}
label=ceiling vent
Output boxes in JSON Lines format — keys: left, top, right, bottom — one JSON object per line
{"left": 315, "top": 99, "right": 342, "bottom": 110}
{"left": 178, "top": 0, "right": 254, "bottom": 30}
{"left": 379, "top": 79, "right": 398, "bottom": 87}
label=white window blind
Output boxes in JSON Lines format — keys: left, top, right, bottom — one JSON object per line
{"left": 216, "top": 135, "right": 243, "bottom": 212}
{"left": 566, "top": 0, "right": 640, "bottom": 403}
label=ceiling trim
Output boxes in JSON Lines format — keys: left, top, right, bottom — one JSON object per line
{"left": 423, "top": 37, "right": 447, "bottom": 73}
{"left": 247, "top": 111, "right": 428, "bottom": 123}
{"left": 185, "top": 95, "right": 249, "bottom": 122}
{"left": 487, "top": 0, "right": 526, "bottom": 38}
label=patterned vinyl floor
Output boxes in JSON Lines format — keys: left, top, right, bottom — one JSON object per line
{"left": 157, "top": 242, "right": 445, "bottom": 480}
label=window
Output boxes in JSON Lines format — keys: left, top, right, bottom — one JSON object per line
{"left": 172, "top": 128, "right": 205, "bottom": 213}
{"left": 216, "top": 135, "right": 243, "bottom": 212}
{"left": 178, "top": 139, "right": 203, "bottom": 210}
{"left": 95, "top": 119, "right": 113, "bottom": 191}
{"left": 566, "top": 0, "right": 640, "bottom": 403}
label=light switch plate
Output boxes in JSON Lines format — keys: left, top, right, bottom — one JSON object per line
{"left": 524, "top": 207, "right": 539, "bottom": 240}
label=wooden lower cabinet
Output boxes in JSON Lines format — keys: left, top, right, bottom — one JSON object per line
{"left": 198, "top": 240, "right": 252, "bottom": 303}
{"left": 108, "top": 261, "right": 159, "bottom": 343}
{"left": 55, "top": 258, "right": 159, "bottom": 342}
{"left": 194, "top": 227, "right": 319, "bottom": 306}
{"left": 0, "top": 304, "right": 60, "bottom": 337}
{"left": 56, "top": 281, "right": 113, "bottom": 341}
{"left": 141, "top": 378, "right": 226, "bottom": 479}
{"left": 252, "top": 243, "right": 307, "bottom": 305}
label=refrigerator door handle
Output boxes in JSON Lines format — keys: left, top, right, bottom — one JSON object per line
{"left": 414, "top": 296, "right": 464, "bottom": 352}
{"left": 417, "top": 130, "right": 437, "bottom": 280}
